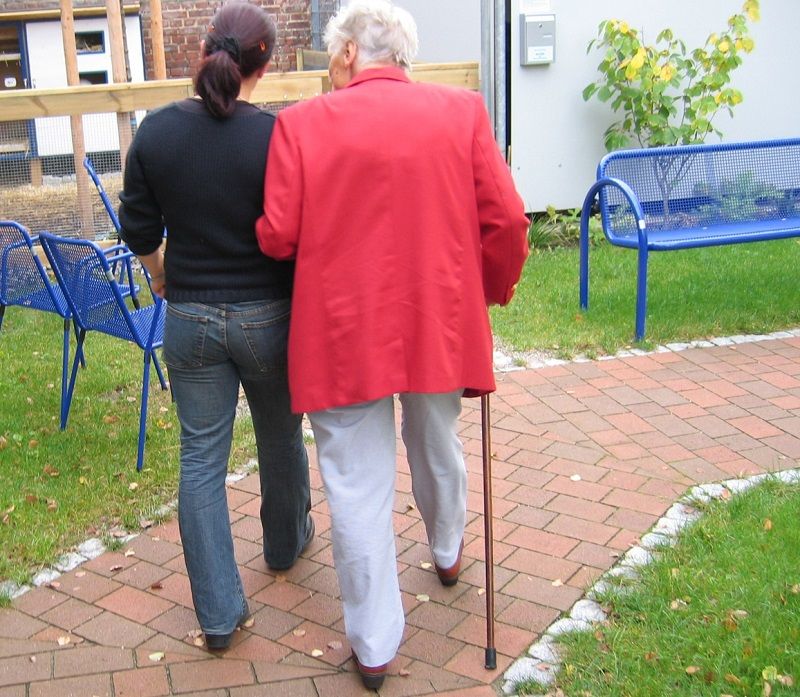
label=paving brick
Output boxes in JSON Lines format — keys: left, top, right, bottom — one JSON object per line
{"left": 56, "top": 569, "right": 121, "bottom": 604}
{"left": 399, "top": 627, "right": 463, "bottom": 667}
{"left": 113, "top": 665, "right": 170, "bottom": 697}
{"left": 0, "top": 686, "right": 25, "bottom": 697}
{"left": 125, "top": 534, "right": 184, "bottom": 566}
{"left": 231, "top": 679, "right": 320, "bottom": 697}
{"left": 53, "top": 645, "right": 134, "bottom": 678}
{"left": 545, "top": 514, "right": 618, "bottom": 545}
{"left": 0, "top": 653, "right": 52, "bottom": 687}
{"left": 40, "top": 597, "right": 102, "bottom": 631}
{"left": 496, "top": 598, "right": 559, "bottom": 633}
{"left": 168, "top": 658, "right": 255, "bottom": 693}
{"left": 74, "top": 610, "right": 156, "bottom": 648}
{"left": 500, "top": 573, "right": 583, "bottom": 611}
{"left": 545, "top": 475, "right": 611, "bottom": 502}
{"left": 29, "top": 673, "right": 112, "bottom": 697}
{"left": 113, "top": 561, "right": 172, "bottom": 591}
{"left": 12, "top": 588, "right": 68, "bottom": 619}
{"left": 603, "top": 489, "right": 671, "bottom": 516}
{"left": 0, "top": 609, "right": 47, "bottom": 640}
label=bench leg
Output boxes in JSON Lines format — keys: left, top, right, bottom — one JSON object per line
{"left": 635, "top": 245, "right": 649, "bottom": 342}
{"left": 579, "top": 193, "right": 595, "bottom": 311}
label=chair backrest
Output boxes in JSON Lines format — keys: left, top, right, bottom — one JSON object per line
{"left": 0, "top": 220, "right": 66, "bottom": 315}
{"left": 84, "top": 157, "right": 122, "bottom": 234}
{"left": 597, "top": 137, "right": 800, "bottom": 239}
{"left": 39, "top": 233, "right": 152, "bottom": 347}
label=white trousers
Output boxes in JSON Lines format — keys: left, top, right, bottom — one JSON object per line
{"left": 309, "top": 391, "right": 466, "bottom": 667}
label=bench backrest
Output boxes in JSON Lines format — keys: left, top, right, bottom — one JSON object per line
{"left": 597, "top": 138, "right": 800, "bottom": 241}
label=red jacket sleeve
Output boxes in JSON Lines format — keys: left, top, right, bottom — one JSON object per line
{"left": 471, "top": 93, "right": 529, "bottom": 306}
{"left": 255, "top": 112, "right": 303, "bottom": 261}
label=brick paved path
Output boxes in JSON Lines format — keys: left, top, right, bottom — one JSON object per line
{"left": 2, "top": 337, "right": 799, "bottom": 696}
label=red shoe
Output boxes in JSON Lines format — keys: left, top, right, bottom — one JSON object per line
{"left": 352, "top": 652, "right": 388, "bottom": 690}
{"left": 435, "top": 539, "right": 464, "bottom": 587}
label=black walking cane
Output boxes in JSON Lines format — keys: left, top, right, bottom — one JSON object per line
{"left": 481, "top": 392, "right": 497, "bottom": 669}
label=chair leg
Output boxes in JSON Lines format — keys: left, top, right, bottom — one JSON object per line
{"left": 137, "top": 350, "right": 153, "bottom": 471}
{"left": 61, "top": 319, "right": 70, "bottom": 426}
{"left": 62, "top": 329, "right": 86, "bottom": 430}
{"left": 152, "top": 350, "right": 168, "bottom": 390}
{"left": 73, "top": 318, "right": 86, "bottom": 368}
{"left": 0, "top": 303, "right": 5, "bottom": 331}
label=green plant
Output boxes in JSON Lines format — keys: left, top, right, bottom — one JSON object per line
{"left": 583, "top": 0, "right": 759, "bottom": 151}
{"left": 527, "top": 206, "right": 603, "bottom": 250}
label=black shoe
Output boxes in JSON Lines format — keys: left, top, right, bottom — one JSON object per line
{"left": 204, "top": 608, "right": 250, "bottom": 651}
{"left": 267, "top": 516, "right": 315, "bottom": 571}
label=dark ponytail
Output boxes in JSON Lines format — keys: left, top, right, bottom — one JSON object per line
{"left": 194, "top": 1, "right": 277, "bottom": 119}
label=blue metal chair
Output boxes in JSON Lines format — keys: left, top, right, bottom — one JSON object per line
{"left": 0, "top": 220, "right": 83, "bottom": 422}
{"left": 83, "top": 156, "right": 142, "bottom": 307}
{"left": 39, "top": 232, "right": 168, "bottom": 472}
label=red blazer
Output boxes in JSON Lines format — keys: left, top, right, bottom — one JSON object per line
{"left": 256, "top": 66, "right": 529, "bottom": 413}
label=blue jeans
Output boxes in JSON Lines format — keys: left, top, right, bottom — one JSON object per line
{"left": 164, "top": 300, "right": 310, "bottom": 634}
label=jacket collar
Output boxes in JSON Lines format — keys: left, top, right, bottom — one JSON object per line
{"left": 345, "top": 65, "right": 411, "bottom": 89}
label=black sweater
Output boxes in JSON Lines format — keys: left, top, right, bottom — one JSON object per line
{"left": 119, "top": 99, "right": 294, "bottom": 303}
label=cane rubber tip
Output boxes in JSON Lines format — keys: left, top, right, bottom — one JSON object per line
{"left": 484, "top": 648, "right": 497, "bottom": 670}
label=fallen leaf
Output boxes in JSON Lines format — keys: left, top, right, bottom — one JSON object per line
{"left": 148, "top": 652, "right": 165, "bottom": 662}
{"left": 292, "top": 628, "right": 306, "bottom": 637}
{"left": 552, "top": 579, "right": 563, "bottom": 587}
{"left": 186, "top": 629, "right": 202, "bottom": 639}
{"left": 415, "top": 593, "right": 430, "bottom": 602}
{"left": 75, "top": 571, "right": 85, "bottom": 578}
{"left": 778, "top": 675, "right": 794, "bottom": 687}
{"left": 193, "top": 637, "right": 204, "bottom": 647}
{"left": 724, "top": 673, "right": 743, "bottom": 685}
{"left": 128, "top": 482, "right": 139, "bottom": 491}
{"left": 139, "top": 519, "right": 154, "bottom": 529}
{"left": 399, "top": 668, "right": 411, "bottom": 677}
{"left": 109, "top": 564, "right": 123, "bottom": 572}
{"left": 43, "top": 465, "right": 59, "bottom": 477}
{"left": 477, "top": 588, "right": 486, "bottom": 596}
{"left": 731, "top": 609, "right": 749, "bottom": 619}
{"left": 28, "top": 439, "right": 38, "bottom": 448}
{"left": 46, "top": 581, "right": 61, "bottom": 589}
{"left": 103, "top": 414, "right": 120, "bottom": 424}
{"left": 150, "top": 582, "right": 163, "bottom": 590}
{"left": 644, "top": 651, "right": 658, "bottom": 662}
{"left": 763, "top": 666, "right": 779, "bottom": 681}
{"left": 420, "top": 562, "right": 432, "bottom": 569}
{"left": 763, "top": 681, "right": 772, "bottom": 697}
{"left": 570, "top": 474, "right": 582, "bottom": 481}
{"left": 124, "top": 549, "right": 136, "bottom": 557}
{"left": 310, "top": 648, "right": 324, "bottom": 657}
{"left": 685, "top": 666, "right": 701, "bottom": 675}
{"left": 791, "top": 584, "right": 800, "bottom": 595}
{"left": 670, "top": 599, "right": 688, "bottom": 610}
{"left": 29, "top": 656, "right": 36, "bottom": 663}
{"left": 57, "top": 636, "right": 71, "bottom": 646}
{"left": 46, "top": 499, "right": 58, "bottom": 511}
{"left": 763, "top": 519, "right": 773, "bottom": 531}
{"left": 405, "top": 503, "right": 416, "bottom": 512}
{"left": 243, "top": 617, "right": 255, "bottom": 628}
{"left": 0, "top": 436, "right": 7, "bottom": 450}
{"left": 25, "top": 494, "right": 37, "bottom": 504}
{"left": 78, "top": 476, "right": 88, "bottom": 486}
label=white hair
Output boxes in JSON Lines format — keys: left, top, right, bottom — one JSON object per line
{"left": 324, "top": 0, "right": 419, "bottom": 70}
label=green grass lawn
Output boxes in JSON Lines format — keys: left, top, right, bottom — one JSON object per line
{"left": 491, "top": 238, "right": 800, "bottom": 358}
{"left": 0, "top": 305, "right": 257, "bottom": 586}
{"left": 516, "top": 478, "right": 800, "bottom": 697}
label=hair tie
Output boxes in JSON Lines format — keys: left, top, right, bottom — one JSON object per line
{"left": 210, "top": 36, "right": 241, "bottom": 63}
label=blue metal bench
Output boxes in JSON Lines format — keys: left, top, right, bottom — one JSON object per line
{"left": 579, "top": 138, "right": 800, "bottom": 340}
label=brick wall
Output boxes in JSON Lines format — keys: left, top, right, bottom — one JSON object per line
{"left": 0, "top": 0, "right": 313, "bottom": 76}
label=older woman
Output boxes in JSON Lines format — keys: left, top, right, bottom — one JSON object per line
{"left": 256, "top": 0, "right": 529, "bottom": 688}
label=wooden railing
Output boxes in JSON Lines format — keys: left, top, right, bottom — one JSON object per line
{"left": 0, "top": 61, "right": 479, "bottom": 121}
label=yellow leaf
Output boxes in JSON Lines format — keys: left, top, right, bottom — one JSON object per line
{"left": 79, "top": 476, "right": 88, "bottom": 486}
{"left": 708, "top": 33, "right": 719, "bottom": 46}
{"left": 102, "top": 414, "right": 120, "bottom": 424}
{"left": 725, "top": 673, "right": 743, "bottom": 685}
{"left": 625, "top": 63, "right": 639, "bottom": 81}
{"left": 718, "top": 40, "right": 730, "bottom": 53}
{"left": 686, "top": 665, "right": 702, "bottom": 675}
{"left": 630, "top": 48, "right": 646, "bottom": 70}
{"left": 618, "top": 21, "right": 630, "bottom": 35}
{"left": 0, "top": 436, "right": 7, "bottom": 450}
{"left": 745, "top": 0, "right": 760, "bottom": 22}
{"left": 763, "top": 518, "right": 773, "bottom": 531}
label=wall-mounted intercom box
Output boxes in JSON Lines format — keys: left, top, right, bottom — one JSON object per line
{"left": 520, "top": 13, "right": 555, "bottom": 65}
